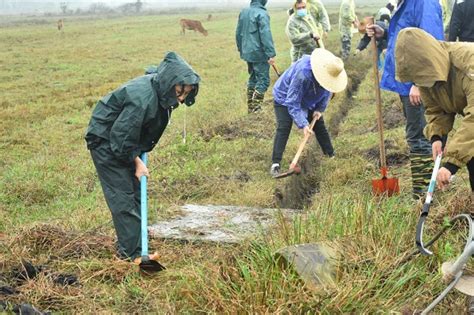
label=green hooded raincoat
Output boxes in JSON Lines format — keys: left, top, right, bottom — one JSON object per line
{"left": 396, "top": 28, "right": 474, "bottom": 169}
{"left": 85, "top": 52, "right": 200, "bottom": 260}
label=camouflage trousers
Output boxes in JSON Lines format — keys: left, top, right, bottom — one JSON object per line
{"left": 410, "top": 153, "right": 433, "bottom": 200}
{"left": 340, "top": 33, "right": 352, "bottom": 60}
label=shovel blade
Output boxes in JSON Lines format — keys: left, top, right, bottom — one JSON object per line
{"left": 273, "top": 165, "right": 301, "bottom": 179}
{"left": 139, "top": 257, "right": 166, "bottom": 275}
{"left": 372, "top": 177, "right": 400, "bottom": 196}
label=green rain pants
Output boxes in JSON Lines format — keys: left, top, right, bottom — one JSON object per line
{"left": 90, "top": 141, "right": 142, "bottom": 260}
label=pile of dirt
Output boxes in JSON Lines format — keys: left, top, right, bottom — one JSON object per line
{"left": 370, "top": 101, "right": 405, "bottom": 132}
{"left": 364, "top": 140, "right": 409, "bottom": 167}
{"left": 0, "top": 260, "right": 80, "bottom": 314}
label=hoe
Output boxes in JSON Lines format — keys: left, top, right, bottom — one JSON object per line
{"left": 136, "top": 152, "right": 166, "bottom": 274}
{"left": 274, "top": 115, "right": 318, "bottom": 179}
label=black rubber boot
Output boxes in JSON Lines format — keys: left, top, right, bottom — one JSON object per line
{"left": 247, "top": 87, "right": 255, "bottom": 114}
{"left": 410, "top": 153, "right": 433, "bottom": 200}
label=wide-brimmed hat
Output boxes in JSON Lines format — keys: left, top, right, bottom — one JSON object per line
{"left": 310, "top": 49, "right": 347, "bottom": 93}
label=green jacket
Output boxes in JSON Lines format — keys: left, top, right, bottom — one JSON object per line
{"left": 286, "top": 14, "right": 323, "bottom": 62}
{"left": 396, "top": 28, "right": 474, "bottom": 168}
{"left": 307, "top": 0, "right": 331, "bottom": 34}
{"left": 85, "top": 52, "right": 200, "bottom": 164}
{"left": 236, "top": 0, "right": 276, "bottom": 63}
{"left": 339, "top": 0, "right": 356, "bottom": 35}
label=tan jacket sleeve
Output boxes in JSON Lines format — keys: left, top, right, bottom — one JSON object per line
{"left": 422, "top": 87, "right": 455, "bottom": 141}
{"left": 444, "top": 76, "right": 474, "bottom": 167}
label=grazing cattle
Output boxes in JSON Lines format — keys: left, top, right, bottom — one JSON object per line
{"left": 57, "top": 19, "right": 64, "bottom": 31}
{"left": 179, "top": 19, "right": 208, "bottom": 36}
{"left": 207, "top": 14, "right": 212, "bottom": 21}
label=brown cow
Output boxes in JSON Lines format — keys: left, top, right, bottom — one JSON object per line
{"left": 179, "top": 19, "right": 208, "bottom": 36}
{"left": 57, "top": 19, "right": 64, "bottom": 31}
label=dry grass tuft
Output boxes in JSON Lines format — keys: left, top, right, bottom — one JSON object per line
{"left": 11, "top": 224, "right": 115, "bottom": 260}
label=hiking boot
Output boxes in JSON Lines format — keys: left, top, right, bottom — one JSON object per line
{"left": 247, "top": 87, "right": 256, "bottom": 113}
{"left": 251, "top": 90, "right": 264, "bottom": 113}
{"left": 410, "top": 153, "right": 433, "bottom": 200}
{"left": 270, "top": 163, "right": 280, "bottom": 177}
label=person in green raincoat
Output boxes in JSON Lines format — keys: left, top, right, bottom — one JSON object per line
{"left": 236, "top": 0, "right": 276, "bottom": 113}
{"left": 286, "top": 0, "right": 324, "bottom": 63}
{"left": 339, "top": 0, "right": 359, "bottom": 60}
{"left": 395, "top": 28, "right": 474, "bottom": 205}
{"left": 85, "top": 52, "right": 200, "bottom": 262}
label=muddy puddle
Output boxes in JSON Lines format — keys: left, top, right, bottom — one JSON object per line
{"left": 149, "top": 204, "right": 298, "bottom": 243}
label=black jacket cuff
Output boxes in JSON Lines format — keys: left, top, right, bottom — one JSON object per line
{"left": 430, "top": 135, "right": 443, "bottom": 144}
{"left": 444, "top": 162, "right": 459, "bottom": 175}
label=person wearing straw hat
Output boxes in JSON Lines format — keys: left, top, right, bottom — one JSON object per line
{"left": 286, "top": 0, "right": 324, "bottom": 63}
{"left": 270, "top": 49, "right": 347, "bottom": 177}
{"left": 85, "top": 52, "right": 200, "bottom": 262}
{"left": 395, "top": 28, "right": 474, "bottom": 203}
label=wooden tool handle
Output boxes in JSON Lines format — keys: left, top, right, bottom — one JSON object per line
{"left": 289, "top": 115, "right": 318, "bottom": 167}
{"left": 272, "top": 64, "right": 281, "bottom": 77}
{"left": 369, "top": 16, "right": 386, "bottom": 169}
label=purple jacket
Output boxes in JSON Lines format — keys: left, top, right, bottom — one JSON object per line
{"left": 272, "top": 55, "right": 331, "bottom": 128}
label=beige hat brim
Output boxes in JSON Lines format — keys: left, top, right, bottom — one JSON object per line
{"left": 310, "top": 48, "right": 348, "bottom": 93}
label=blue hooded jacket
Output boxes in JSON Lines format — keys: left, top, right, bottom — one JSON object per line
{"left": 380, "top": 0, "right": 443, "bottom": 96}
{"left": 273, "top": 55, "right": 331, "bottom": 129}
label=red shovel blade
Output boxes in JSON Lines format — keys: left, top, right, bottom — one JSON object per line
{"left": 273, "top": 165, "right": 302, "bottom": 179}
{"left": 371, "top": 178, "right": 400, "bottom": 196}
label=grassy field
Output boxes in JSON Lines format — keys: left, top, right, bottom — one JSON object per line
{"left": 1, "top": 5, "right": 473, "bottom": 314}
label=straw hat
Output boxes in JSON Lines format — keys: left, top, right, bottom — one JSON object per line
{"left": 310, "top": 48, "right": 347, "bottom": 93}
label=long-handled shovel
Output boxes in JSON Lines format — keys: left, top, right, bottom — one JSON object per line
{"left": 137, "top": 152, "right": 166, "bottom": 274}
{"left": 368, "top": 17, "right": 399, "bottom": 196}
{"left": 274, "top": 115, "right": 318, "bottom": 179}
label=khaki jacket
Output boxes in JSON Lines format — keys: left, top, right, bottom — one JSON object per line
{"left": 396, "top": 28, "right": 474, "bottom": 168}
{"left": 339, "top": 0, "right": 356, "bottom": 35}
{"left": 286, "top": 13, "right": 323, "bottom": 62}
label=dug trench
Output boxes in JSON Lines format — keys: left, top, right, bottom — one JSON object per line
{"left": 274, "top": 56, "right": 371, "bottom": 209}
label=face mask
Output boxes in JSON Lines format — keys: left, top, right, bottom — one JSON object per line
{"left": 296, "top": 8, "right": 307, "bottom": 17}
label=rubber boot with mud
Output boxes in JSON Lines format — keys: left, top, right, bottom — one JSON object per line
{"left": 251, "top": 90, "right": 264, "bottom": 113}
{"left": 247, "top": 87, "right": 256, "bottom": 114}
{"left": 410, "top": 153, "right": 433, "bottom": 200}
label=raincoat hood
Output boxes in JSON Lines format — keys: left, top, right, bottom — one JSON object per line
{"left": 251, "top": 0, "right": 267, "bottom": 8}
{"left": 152, "top": 51, "right": 201, "bottom": 109}
{"left": 395, "top": 28, "right": 449, "bottom": 85}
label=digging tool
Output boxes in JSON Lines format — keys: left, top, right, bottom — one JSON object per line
{"left": 274, "top": 115, "right": 318, "bottom": 179}
{"left": 137, "top": 152, "right": 166, "bottom": 274}
{"left": 368, "top": 16, "right": 399, "bottom": 196}
{"left": 271, "top": 64, "right": 281, "bottom": 77}
{"left": 415, "top": 153, "right": 443, "bottom": 256}
{"left": 419, "top": 213, "right": 474, "bottom": 314}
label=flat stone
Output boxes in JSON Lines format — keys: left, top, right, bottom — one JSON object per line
{"left": 149, "top": 204, "right": 298, "bottom": 243}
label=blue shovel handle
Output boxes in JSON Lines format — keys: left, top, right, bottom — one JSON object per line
{"left": 140, "top": 152, "right": 148, "bottom": 257}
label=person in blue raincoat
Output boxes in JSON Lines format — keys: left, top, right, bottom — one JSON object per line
{"left": 366, "top": 0, "right": 444, "bottom": 199}
{"left": 270, "top": 49, "right": 347, "bottom": 177}
{"left": 236, "top": 0, "right": 277, "bottom": 113}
